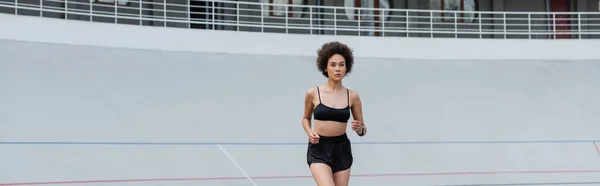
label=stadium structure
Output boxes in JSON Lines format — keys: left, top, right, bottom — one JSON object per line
{"left": 1, "top": 0, "right": 599, "bottom": 39}
{"left": 2, "top": 0, "right": 600, "bottom": 186}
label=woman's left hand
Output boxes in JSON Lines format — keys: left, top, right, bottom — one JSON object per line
{"left": 351, "top": 120, "right": 363, "bottom": 132}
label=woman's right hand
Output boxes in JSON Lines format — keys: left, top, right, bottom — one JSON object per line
{"left": 308, "top": 131, "right": 320, "bottom": 144}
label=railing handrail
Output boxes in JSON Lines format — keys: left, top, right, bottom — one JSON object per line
{"left": 1, "top": 0, "right": 599, "bottom": 40}
{"left": 206, "top": 0, "right": 599, "bottom": 15}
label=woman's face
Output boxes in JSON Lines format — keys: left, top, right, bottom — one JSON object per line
{"left": 326, "top": 54, "right": 347, "bottom": 81}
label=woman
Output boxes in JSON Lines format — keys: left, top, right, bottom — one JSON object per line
{"left": 302, "top": 41, "right": 367, "bottom": 186}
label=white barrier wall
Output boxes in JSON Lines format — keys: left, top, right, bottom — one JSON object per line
{"left": 1, "top": 13, "right": 600, "bottom": 143}
{"left": 1, "top": 36, "right": 600, "bottom": 143}
{"left": 1, "top": 13, "right": 600, "bottom": 60}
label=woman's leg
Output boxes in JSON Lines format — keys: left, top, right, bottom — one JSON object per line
{"left": 310, "top": 163, "right": 335, "bottom": 186}
{"left": 332, "top": 137, "right": 353, "bottom": 186}
{"left": 333, "top": 168, "right": 351, "bottom": 186}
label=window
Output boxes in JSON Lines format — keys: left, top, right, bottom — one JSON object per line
{"left": 429, "top": 0, "right": 477, "bottom": 23}
{"left": 343, "top": 0, "right": 392, "bottom": 21}
{"left": 343, "top": 0, "right": 393, "bottom": 36}
{"left": 260, "top": 0, "right": 305, "bottom": 18}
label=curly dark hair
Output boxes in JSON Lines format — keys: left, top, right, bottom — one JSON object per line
{"left": 316, "top": 41, "right": 354, "bottom": 78}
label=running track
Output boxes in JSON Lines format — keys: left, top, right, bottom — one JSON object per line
{"left": 2, "top": 140, "right": 600, "bottom": 185}
{"left": 2, "top": 169, "right": 600, "bottom": 185}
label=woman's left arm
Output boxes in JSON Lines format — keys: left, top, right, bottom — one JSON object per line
{"left": 350, "top": 90, "right": 366, "bottom": 136}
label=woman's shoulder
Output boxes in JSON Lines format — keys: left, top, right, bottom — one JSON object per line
{"left": 345, "top": 87, "right": 361, "bottom": 101}
{"left": 345, "top": 87, "right": 359, "bottom": 95}
{"left": 304, "top": 86, "right": 318, "bottom": 98}
{"left": 306, "top": 86, "right": 318, "bottom": 93}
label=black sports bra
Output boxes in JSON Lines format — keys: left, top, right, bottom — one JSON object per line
{"left": 313, "top": 87, "right": 351, "bottom": 123}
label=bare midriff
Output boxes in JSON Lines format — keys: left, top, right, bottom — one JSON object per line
{"left": 312, "top": 120, "right": 348, "bottom": 137}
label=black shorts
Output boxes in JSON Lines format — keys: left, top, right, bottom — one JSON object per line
{"left": 306, "top": 133, "right": 353, "bottom": 173}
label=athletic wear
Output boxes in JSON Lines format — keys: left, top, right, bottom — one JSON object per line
{"left": 306, "top": 133, "right": 353, "bottom": 173}
{"left": 312, "top": 87, "right": 351, "bottom": 123}
{"left": 307, "top": 86, "right": 354, "bottom": 173}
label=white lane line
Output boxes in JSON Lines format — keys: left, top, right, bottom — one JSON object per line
{"left": 217, "top": 144, "right": 257, "bottom": 186}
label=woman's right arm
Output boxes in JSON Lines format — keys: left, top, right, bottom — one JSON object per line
{"left": 302, "top": 88, "right": 315, "bottom": 135}
{"left": 303, "top": 88, "right": 320, "bottom": 144}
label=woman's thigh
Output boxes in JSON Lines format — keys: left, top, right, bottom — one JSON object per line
{"left": 333, "top": 168, "right": 351, "bottom": 186}
{"left": 310, "top": 163, "right": 335, "bottom": 186}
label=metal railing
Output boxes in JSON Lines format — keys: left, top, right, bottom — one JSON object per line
{"left": 1, "top": 0, "right": 600, "bottom": 39}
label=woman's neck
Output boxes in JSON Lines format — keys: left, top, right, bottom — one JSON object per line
{"left": 326, "top": 79, "right": 343, "bottom": 92}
